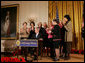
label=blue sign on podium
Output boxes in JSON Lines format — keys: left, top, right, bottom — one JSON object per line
{"left": 19, "top": 39, "right": 38, "bottom": 47}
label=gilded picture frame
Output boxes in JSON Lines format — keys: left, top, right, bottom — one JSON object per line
{"left": 1, "top": 4, "right": 19, "bottom": 40}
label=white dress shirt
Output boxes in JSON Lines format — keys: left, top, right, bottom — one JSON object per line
{"left": 36, "top": 33, "right": 39, "bottom": 38}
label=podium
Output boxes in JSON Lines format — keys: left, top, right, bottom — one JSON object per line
{"left": 16, "top": 39, "right": 43, "bottom": 62}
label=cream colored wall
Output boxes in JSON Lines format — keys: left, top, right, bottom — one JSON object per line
{"left": 1, "top": 1, "right": 48, "bottom": 30}
{"left": 1, "top": 1, "right": 48, "bottom": 52}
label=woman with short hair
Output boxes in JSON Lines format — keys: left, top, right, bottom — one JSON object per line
{"left": 28, "top": 21, "right": 35, "bottom": 39}
{"left": 20, "top": 22, "right": 30, "bottom": 39}
{"left": 52, "top": 19, "right": 61, "bottom": 61}
{"left": 62, "top": 15, "right": 72, "bottom": 60}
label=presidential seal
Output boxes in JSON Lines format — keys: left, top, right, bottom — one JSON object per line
{"left": 16, "top": 40, "right": 20, "bottom": 46}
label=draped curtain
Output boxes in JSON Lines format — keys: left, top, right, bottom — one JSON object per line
{"left": 48, "top": 1, "right": 84, "bottom": 50}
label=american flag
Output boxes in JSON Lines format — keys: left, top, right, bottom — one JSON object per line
{"left": 56, "top": 6, "right": 59, "bottom": 22}
{"left": 56, "top": 6, "right": 63, "bottom": 28}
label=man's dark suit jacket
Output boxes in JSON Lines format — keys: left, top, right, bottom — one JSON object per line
{"left": 39, "top": 27, "right": 48, "bottom": 38}
{"left": 30, "top": 33, "right": 43, "bottom": 56}
{"left": 31, "top": 33, "right": 42, "bottom": 39}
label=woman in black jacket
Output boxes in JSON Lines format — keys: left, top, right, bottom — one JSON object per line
{"left": 52, "top": 19, "right": 61, "bottom": 61}
{"left": 28, "top": 21, "right": 35, "bottom": 39}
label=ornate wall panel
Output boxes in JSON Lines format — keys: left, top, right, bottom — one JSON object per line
{"left": 56, "top": 1, "right": 63, "bottom": 20}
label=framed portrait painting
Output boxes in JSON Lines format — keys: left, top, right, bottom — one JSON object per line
{"left": 1, "top": 4, "right": 19, "bottom": 39}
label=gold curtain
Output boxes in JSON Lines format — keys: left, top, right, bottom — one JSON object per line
{"left": 48, "top": 1, "right": 84, "bottom": 50}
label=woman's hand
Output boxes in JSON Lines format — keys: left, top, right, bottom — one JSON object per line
{"left": 63, "top": 20, "right": 66, "bottom": 25}
{"left": 49, "top": 30, "right": 51, "bottom": 33}
{"left": 39, "top": 38, "right": 43, "bottom": 41}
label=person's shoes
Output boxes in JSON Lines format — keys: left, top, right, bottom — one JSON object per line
{"left": 60, "top": 55, "right": 65, "bottom": 59}
{"left": 27, "top": 60, "right": 33, "bottom": 62}
{"left": 25, "top": 59, "right": 29, "bottom": 62}
{"left": 25, "top": 58, "right": 27, "bottom": 61}
{"left": 38, "top": 56, "right": 42, "bottom": 60}
{"left": 53, "top": 58, "right": 59, "bottom": 61}
{"left": 50, "top": 55, "right": 55, "bottom": 59}
{"left": 49, "top": 55, "right": 51, "bottom": 57}
{"left": 33, "top": 55, "right": 37, "bottom": 60}
{"left": 64, "top": 56, "right": 70, "bottom": 60}
{"left": 33, "top": 57, "right": 37, "bottom": 60}
{"left": 59, "top": 55, "right": 63, "bottom": 58}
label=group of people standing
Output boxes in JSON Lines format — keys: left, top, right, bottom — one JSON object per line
{"left": 20, "top": 15, "right": 72, "bottom": 61}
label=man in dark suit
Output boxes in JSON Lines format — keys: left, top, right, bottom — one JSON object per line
{"left": 32, "top": 27, "right": 42, "bottom": 39}
{"left": 38, "top": 22, "right": 48, "bottom": 48}
{"left": 31, "top": 27, "right": 43, "bottom": 60}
